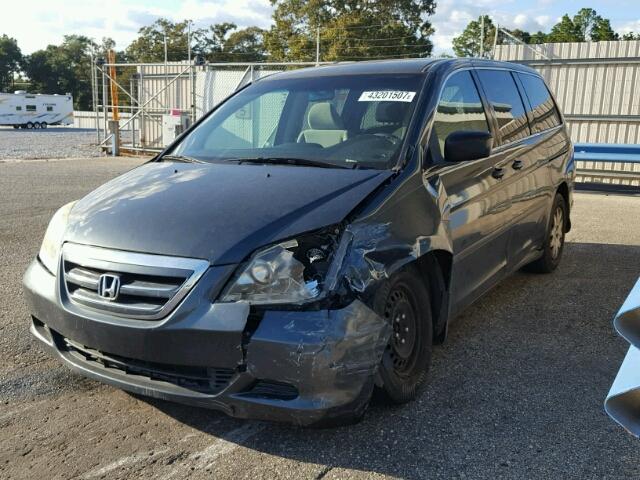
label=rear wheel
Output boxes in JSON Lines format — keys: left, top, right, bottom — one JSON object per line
{"left": 33, "top": 122, "right": 41, "bottom": 129}
{"left": 525, "top": 193, "right": 567, "bottom": 273}
{"left": 374, "top": 266, "right": 432, "bottom": 404}
{"left": 26, "top": 122, "right": 33, "bottom": 129}
{"left": 40, "top": 122, "right": 48, "bottom": 129}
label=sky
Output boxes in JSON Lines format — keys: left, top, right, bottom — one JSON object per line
{"left": 2, "top": 0, "right": 640, "bottom": 56}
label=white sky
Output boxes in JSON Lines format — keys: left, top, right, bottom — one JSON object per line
{"left": 2, "top": 0, "right": 640, "bottom": 56}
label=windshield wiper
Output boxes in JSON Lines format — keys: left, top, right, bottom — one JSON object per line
{"left": 160, "top": 154, "right": 204, "bottom": 164}
{"left": 232, "top": 157, "right": 349, "bottom": 169}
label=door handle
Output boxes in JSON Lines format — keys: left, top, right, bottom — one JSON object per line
{"left": 512, "top": 159, "right": 524, "bottom": 170}
{"left": 492, "top": 167, "right": 505, "bottom": 179}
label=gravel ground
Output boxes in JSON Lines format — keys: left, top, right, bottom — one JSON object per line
{"left": 1, "top": 158, "right": 639, "bottom": 479}
{"left": 0, "top": 127, "right": 105, "bottom": 160}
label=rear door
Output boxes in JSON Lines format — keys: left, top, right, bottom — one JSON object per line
{"left": 425, "top": 70, "right": 514, "bottom": 313}
{"left": 512, "top": 72, "right": 568, "bottom": 259}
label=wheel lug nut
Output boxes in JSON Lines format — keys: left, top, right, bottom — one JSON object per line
{"left": 395, "top": 333, "right": 400, "bottom": 338}
{"left": 404, "top": 327, "right": 409, "bottom": 332}
{"left": 402, "top": 314, "right": 406, "bottom": 319}
{"left": 401, "top": 339, "right": 406, "bottom": 344}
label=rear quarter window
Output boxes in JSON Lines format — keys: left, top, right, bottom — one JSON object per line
{"left": 518, "top": 73, "right": 562, "bottom": 133}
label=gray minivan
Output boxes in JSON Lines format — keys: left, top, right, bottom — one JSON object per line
{"left": 23, "top": 59, "right": 574, "bottom": 426}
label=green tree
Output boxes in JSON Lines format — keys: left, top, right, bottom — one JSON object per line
{"left": 546, "top": 14, "right": 582, "bottom": 42}
{"left": 0, "top": 34, "right": 22, "bottom": 92}
{"left": 452, "top": 16, "right": 498, "bottom": 57}
{"left": 23, "top": 35, "right": 97, "bottom": 109}
{"left": 224, "top": 27, "right": 267, "bottom": 62}
{"left": 573, "top": 8, "right": 618, "bottom": 41}
{"left": 264, "top": 0, "right": 435, "bottom": 62}
{"left": 622, "top": 32, "right": 640, "bottom": 40}
{"left": 126, "top": 19, "right": 192, "bottom": 62}
{"left": 547, "top": 9, "right": 618, "bottom": 43}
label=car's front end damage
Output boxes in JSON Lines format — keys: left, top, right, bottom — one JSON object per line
{"left": 22, "top": 160, "right": 424, "bottom": 426}
{"left": 23, "top": 246, "right": 390, "bottom": 425}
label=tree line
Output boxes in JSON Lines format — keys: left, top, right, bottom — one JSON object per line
{"left": 0, "top": 3, "right": 638, "bottom": 110}
{"left": 453, "top": 8, "right": 634, "bottom": 57}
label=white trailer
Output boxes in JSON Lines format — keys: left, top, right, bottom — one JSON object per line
{"left": 0, "top": 91, "right": 73, "bottom": 129}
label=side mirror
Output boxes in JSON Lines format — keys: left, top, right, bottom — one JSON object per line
{"left": 444, "top": 130, "right": 493, "bottom": 163}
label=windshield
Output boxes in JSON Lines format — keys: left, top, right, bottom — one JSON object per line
{"left": 171, "top": 73, "right": 425, "bottom": 170}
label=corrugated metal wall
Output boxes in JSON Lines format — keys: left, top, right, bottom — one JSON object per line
{"left": 495, "top": 40, "right": 640, "bottom": 144}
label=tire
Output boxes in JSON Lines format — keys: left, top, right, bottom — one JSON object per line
{"left": 26, "top": 122, "right": 33, "bottom": 129}
{"left": 40, "top": 122, "right": 47, "bottom": 129}
{"left": 33, "top": 122, "right": 41, "bottom": 129}
{"left": 525, "top": 193, "right": 567, "bottom": 273}
{"left": 373, "top": 266, "right": 433, "bottom": 404}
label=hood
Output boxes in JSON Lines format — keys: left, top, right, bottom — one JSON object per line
{"left": 65, "top": 161, "right": 392, "bottom": 265}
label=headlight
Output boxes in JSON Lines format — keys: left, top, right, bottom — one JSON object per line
{"left": 38, "top": 201, "right": 76, "bottom": 275}
{"left": 220, "top": 227, "right": 342, "bottom": 305}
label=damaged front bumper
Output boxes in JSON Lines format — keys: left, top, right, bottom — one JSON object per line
{"left": 23, "top": 258, "right": 390, "bottom": 426}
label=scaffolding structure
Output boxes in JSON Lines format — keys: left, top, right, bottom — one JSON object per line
{"left": 91, "top": 60, "right": 329, "bottom": 155}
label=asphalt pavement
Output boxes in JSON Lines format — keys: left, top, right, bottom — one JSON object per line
{"left": 1, "top": 157, "right": 639, "bottom": 479}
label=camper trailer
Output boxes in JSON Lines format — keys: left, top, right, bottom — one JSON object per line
{"left": 0, "top": 91, "right": 73, "bottom": 129}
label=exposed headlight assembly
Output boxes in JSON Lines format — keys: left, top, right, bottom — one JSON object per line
{"left": 221, "top": 227, "right": 343, "bottom": 305}
{"left": 38, "top": 201, "right": 76, "bottom": 275}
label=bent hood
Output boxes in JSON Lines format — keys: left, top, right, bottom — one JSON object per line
{"left": 66, "top": 162, "right": 392, "bottom": 265}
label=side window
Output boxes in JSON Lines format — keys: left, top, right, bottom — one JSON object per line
{"left": 477, "top": 70, "right": 530, "bottom": 145}
{"left": 46, "top": 106, "right": 54, "bottom": 112}
{"left": 432, "top": 71, "right": 490, "bottom": 158}
{"left": 15, "top": 106, "right": 22, "bottom": 111}
{"left": 26, "top": 105, "right": 36, "bottom": 112}
{"left": 518, "top": 73, "right": 562, "bottom": 133}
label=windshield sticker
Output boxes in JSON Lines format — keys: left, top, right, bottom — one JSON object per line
{"left": 358, "top": 91, "right": 416, "bottom": 102}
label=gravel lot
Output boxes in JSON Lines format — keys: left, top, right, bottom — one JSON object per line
{"left": 1, "top": 158, "right": 639, "bottom": 479}
{"left": 0, "top": 127, "right": 104, "bottom": 160}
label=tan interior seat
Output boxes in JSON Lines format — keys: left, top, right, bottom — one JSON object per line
{"left": 297, "top": 103, "right": 348, "bottom": 148}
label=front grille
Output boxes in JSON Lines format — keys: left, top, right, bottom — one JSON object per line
{"left": 61, "top": 243, "right": 209, "bottom": 320}
{"left": 61, "top": 336, "right": 235, "bottom": 394}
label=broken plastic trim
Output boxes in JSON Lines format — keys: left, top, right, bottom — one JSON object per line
{"left": 605, "top": 277, "right": 640, "bottom": 436}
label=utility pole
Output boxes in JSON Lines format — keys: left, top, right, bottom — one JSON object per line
{"left": 316, "top": 26, "right": 320, "bottom": 65}
{"left": 164, "top": 32, "right": 169, "bottom": 114}
{"left": 480, "top": 16, "right": 485, "bottom": 58}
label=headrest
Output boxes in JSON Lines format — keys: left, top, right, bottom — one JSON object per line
{"left": 375, "top": 102, "right": 408, "bottom": 123}
{"left": 308, "top": 102, "right": 344, "bottom": 130}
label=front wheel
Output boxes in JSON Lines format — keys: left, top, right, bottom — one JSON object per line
{"left": 373, "top": 266, "right": 433, "bottom": 404}
{"left": 525, "top": 193, "right": 567, "bottom": 273}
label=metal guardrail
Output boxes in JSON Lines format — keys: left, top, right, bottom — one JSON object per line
{"left": 574, "top": 143, "right": 640, "bottom": 189}
{"left": 605, "top": 278, "right": 640, "bottom": 436}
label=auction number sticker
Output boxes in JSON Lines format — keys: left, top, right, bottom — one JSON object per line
{"left": 358, "top": 91, "right": 416, "bottom": 102}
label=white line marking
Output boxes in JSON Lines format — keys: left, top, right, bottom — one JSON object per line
{"left": 81, "top": 448, "right": 169, "bottom": 479}
{"left": 190, "top": 422, "right": 265, "bottom": 470}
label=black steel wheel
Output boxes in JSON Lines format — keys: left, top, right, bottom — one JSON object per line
{"left": 373, "top": 266, "right": 432, "bottom": 404}
{"left": 25, "top": 122, "right": 33, "bottom": 129}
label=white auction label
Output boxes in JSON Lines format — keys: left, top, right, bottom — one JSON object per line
{"left": 358, "top": 91, "right": 416, "bottom": 102}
